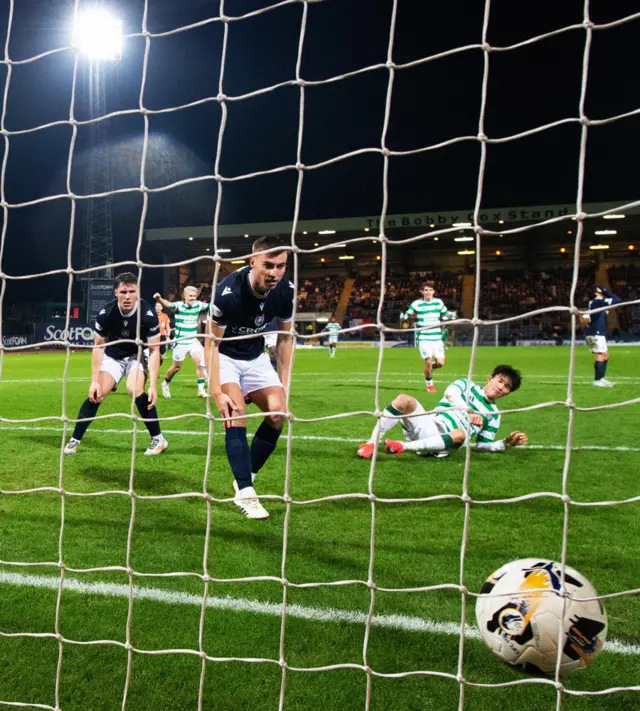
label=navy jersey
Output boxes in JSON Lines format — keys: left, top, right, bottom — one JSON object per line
{"left": 95, "top": 298, "right": 160, "bottom": 360}
{"left": 586, "top": 289, "right": 621, "bottom": 336}
{"left": 211, "top": 267, "right": 295, "bottom": 360}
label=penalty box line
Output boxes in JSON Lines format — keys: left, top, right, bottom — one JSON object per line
{"left": 0, "top": 570, "right": 638, "bottom": 657}
{"left": 0, "top": 425, "right": 639, "bottom": 452}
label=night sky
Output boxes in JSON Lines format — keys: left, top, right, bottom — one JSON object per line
{"left": 0, "top": 0, "right": 638, "bottom": 305}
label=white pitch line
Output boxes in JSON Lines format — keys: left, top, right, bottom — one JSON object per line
{"left": 1, "top": 374, "right": 639, "bottom": 386}
{"left": 0, "top": 425, "right": 639, "bottom": 452}
{"left": 0, "top": 571, "right": 637, "bottom": 657}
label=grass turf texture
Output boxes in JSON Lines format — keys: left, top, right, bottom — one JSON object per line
{"left": 0, "top": 345, "right": 638, "bottom": 710}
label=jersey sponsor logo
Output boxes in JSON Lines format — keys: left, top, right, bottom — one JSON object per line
{"left": 232, "top": 325, "right": 268, "bottom": 335}
{"left": 222, "top": 287, "right": 232, "bottom": 296}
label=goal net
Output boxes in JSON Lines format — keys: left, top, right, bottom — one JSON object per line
{"left": 0, "top": 1, "right": 639, "bottom": 709}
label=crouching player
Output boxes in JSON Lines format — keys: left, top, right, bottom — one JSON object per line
{"left": 357, "top": 364, "right": 527, "bottom": 458}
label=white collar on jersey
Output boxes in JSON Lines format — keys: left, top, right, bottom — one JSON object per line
{"left": 247, "top": 269, "right": 268, "bottom": 300}
{"left": 118, "top": 300, "right": 138, "bottom": 318}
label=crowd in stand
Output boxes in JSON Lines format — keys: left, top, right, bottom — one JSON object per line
{"left": 607, "top": 265, "right": 640, "bottom": 335}
{"left": 175, "top": 264, "right": 639, "bottom": 341}
{"left": 297, "top": 276, "right": 342, "bottom": 313}
{"left": 478, "top": 267, "right": 595, "bottom": 320}
{"left": 345, "top": 271, "right": 463, "bottom": 322}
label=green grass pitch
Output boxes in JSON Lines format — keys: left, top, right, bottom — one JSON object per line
{"left": 0, "top": 345, "right": 638, "bottom": 710}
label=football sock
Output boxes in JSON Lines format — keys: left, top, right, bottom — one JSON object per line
{"left": 197, "top": 378, "right": 206, "bottom": 393}
{"left": 71, "top": 398, "right": 100, "bottom": 441}
{"left": 135, "top": 394, "right": 162, "bottom": 437}
{"left": 369, "top": 404, "right": 402, "bottom": 442}
{"left": 601, "top": 360, "right": 608, "bottom": 378}
{"left": 426, "top": 378, "right": 433, "bottom": 385}
{"left": 403, "top": 434, "right": 453, "bottom": 452}
{"left": 594, "top": 361, "right": 606, "bottom": 381}
{"left": 226, "top": 426, "right": 253, "bottom": 490}
{"left": 251, "top": 420, "right": 282, "bottom": 475}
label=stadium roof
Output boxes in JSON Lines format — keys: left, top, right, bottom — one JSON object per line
{"left": 144, "top": 200, "right": 640, "bottom": 266}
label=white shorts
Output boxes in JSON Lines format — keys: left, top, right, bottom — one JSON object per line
{"left": 173, "top": 340, "right": 205, "bottom": 365}
{"left": 328, "top": 337, "right": 338, "bottom": 345}
{"left": 401, "top": 402, "right": 441, "bottom": 442}
{"left": 219, "top": 351, "right": 282, "bottom": 396}
{"left": 587, "top": 335, "right": 607, "bottom": 354}
{"left": 418, "top": 340, "right": 445, "bottom": 360}
{"left": 100, "top": 355, "right": 146, "bottom": 385}
{"left": 264, "top": 332, "right": 278, "bottom": 349}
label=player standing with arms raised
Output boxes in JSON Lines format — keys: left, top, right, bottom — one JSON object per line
{"left": 154, "top": 286, "right": 210, "bottom": 398}
{"left": 64, "top": 272, "right": 168, "bottom": 456}
{"left": 401, "top": 282, "right": 449, "bottom": 392}
{"left": 207, "top": 236, "right": 295, "bottom": 520}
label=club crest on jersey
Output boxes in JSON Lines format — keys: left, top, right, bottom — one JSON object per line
{"left": 254, "top": 314, "right": 265, "bottom": 327}
{"left": 122, "top": 330, "right": 131, "bottom": 338}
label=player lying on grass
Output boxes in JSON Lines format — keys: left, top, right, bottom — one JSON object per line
{"left": 64, "top": 272, "right": 168, "bottom": 456}
{"left": 357, "top": 364, "right": 528, "bottom": 458}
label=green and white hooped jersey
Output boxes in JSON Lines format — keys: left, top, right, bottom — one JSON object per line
{"left": 324, "top": 322, "right": 341, "bottom": 339}
{"left": 403, "top": 298, "right": 448, "bottom": 341}
{"left": 172, "top": 300, "right": 209, "bottom": 346}
{"left": 434, "top": 378, "right": 501, "bottom": 444}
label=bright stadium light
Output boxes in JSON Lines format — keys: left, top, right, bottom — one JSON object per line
{"left": 454, "top": 236, "right": 474, "bottom": 242}
{"left": 589, "top": 244, "right": 610, "bottom": 250}
{"left": 457, "top": 250, "right": 475, "bottom": 255}
{"left": 72, "top": 7, "right": 123, "bottom": 60}
{"left": 594, "top": 230, "right": 617, "bottom": 235}
{"left": 231, "top": 259, "right": 246, "bottom": 264}
{"left": 338, "top": 255, "right": 355, "bottom": 260}
{"left": 603, "top": 214, "right": 625, "bottom": 219}
{"left": 319, "top": 230, "right": 336, "bottom": 235}
{"left": 452, "top": 222, "right": 472, "bottom": 227}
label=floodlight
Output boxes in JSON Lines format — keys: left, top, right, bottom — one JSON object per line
{"left": 73, "top": 7, "right": 123, "bottom": 60}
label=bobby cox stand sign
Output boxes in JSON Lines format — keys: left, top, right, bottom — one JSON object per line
{"left": 36, "top": 325, "right": 95, "bottom": 347}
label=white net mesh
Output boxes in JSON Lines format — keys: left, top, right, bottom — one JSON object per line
{"left": 0, "top": 0, "right": 640, "bottom": 709}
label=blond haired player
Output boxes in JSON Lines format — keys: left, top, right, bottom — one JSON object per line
{"left": 154, "top": 286, "right": 210, "bottom": 398}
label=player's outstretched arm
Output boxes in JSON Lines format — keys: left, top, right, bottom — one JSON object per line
{"left": 89, "top": 335, "right": 106, "bottom": 403}
{"left": 146, "top": 336, "right": 161, "bottom": 408}
{"left": 205, "top": 321, "right": 238, "bottom": 424}
{"left": 153, "top": 293, "right": 175, "bottom": 310}
{"left": 505, "top": 431, "right": 528, "bottom": 447}
{"left": 276, "top": 321, "right": 294, "bottom": 395}
{"left": 475, "top": 431, "right": 528, "bottom": 452}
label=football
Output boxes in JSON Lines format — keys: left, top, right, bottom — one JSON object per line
{"left": 475, "top": 558, "right": 607, "bottom": 676}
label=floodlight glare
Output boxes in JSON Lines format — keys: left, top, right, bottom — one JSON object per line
{"left": 73, "top": 8, "right": 123, "bottom": 60}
